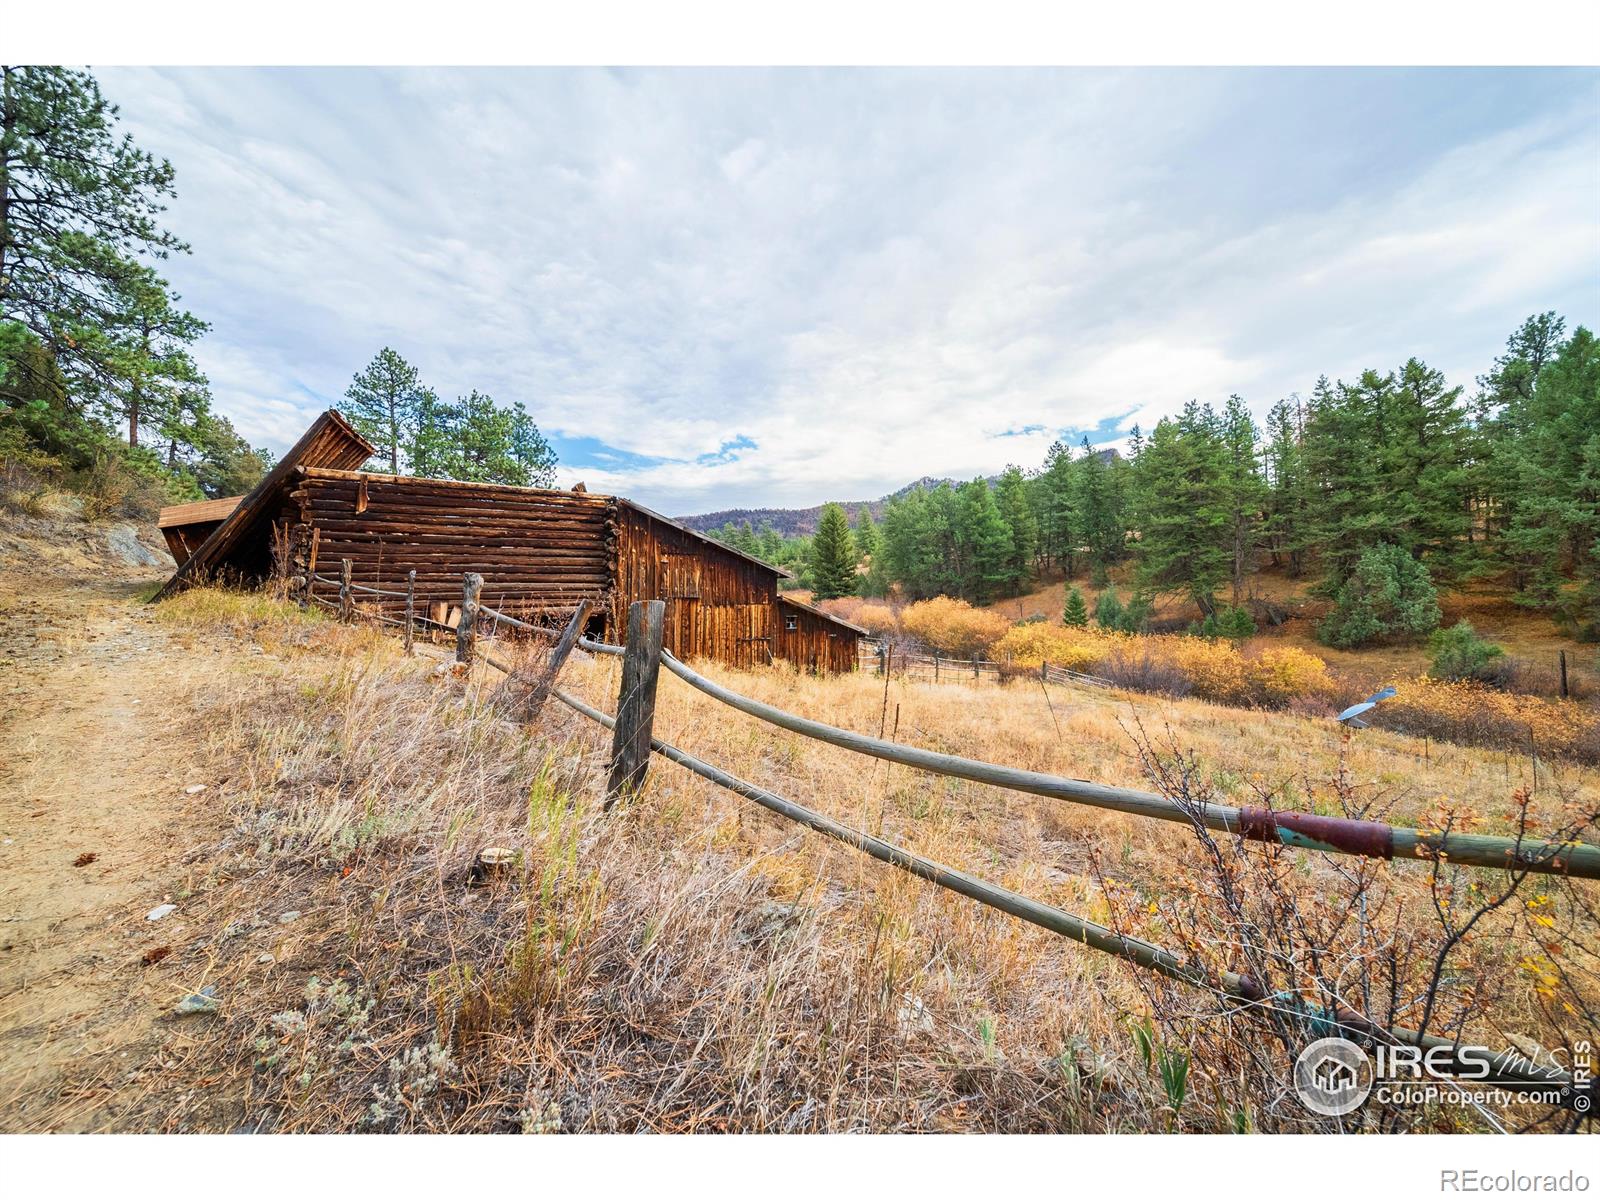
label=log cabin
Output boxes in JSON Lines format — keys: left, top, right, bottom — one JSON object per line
{"left": 153, "top": 409, "right": 863, "bottom": 672}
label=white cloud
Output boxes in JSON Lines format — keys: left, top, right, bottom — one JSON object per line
{"left": 95, "top": 67, "right": 1599, "bottom": 512}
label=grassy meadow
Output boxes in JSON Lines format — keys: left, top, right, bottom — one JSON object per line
{"left": 145, "top": 587, "right": 1598, "bottom": 1133}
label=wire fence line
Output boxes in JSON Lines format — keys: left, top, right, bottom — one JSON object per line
{"left": 294, "top": 566, "right": 1591, "bottom": 1105}
{"left": 858, "top": 641, "right": 1113, "bottom": 690}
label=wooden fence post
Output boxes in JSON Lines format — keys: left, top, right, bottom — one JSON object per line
{"left": 1559, "top": 650, "right": 1569, "bottom": 700}
{"left": 339, "top": 558, "right": 352, "bottom": 621}
{"left": 934, "top": 651, "right": 940, "bottom": 682}
{"left": 512, "top": 598, "right": 591, "bottom": 721}
{"left": 404, "top": 569, "right": 416, "bottom": 655}
{"left": 1040, "top": 660, "right": 1048, "bottom": 684}
{"left": 606, "top": 600, "right": 665, "bottom": 808}
{"left": 456, "top": 573, "right": 483, "bottom": 665}
{"left": 303, "top": 527, "right": 321, "bottom": 609}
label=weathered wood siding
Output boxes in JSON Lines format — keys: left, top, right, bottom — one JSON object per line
{"left": 612, "top": 503, "right": 779, "bottom": 669}
{"left": 776, "top": 596, "right": 861, "bottom": 674}
{"left": 292, "top": 468, "right": 615, "bottom": 621}
{"left": 158, "top": 519, "right": 223, "bottom": 566}
{"left": 154, "top": 408, "right": 862, "bottom": 672}
{"left": 154, "top": 409, "right": 375, "bottom": 600}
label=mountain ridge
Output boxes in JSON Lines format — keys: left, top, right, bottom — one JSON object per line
{"left": 676, "top": 474, "right": 998, "bottom": 537}
{"left": 676, "top": 452, "right": 1120, "bottom": 537}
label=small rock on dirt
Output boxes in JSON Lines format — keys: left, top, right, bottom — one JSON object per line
{"left": 74, "top": 852, "right": 99, "bottom": 867}
{"left": 184, "top": 784, "right": 208, "bottom": 795}
{"left": 256, "top": 953, "right": 275, "bottom": 965}
{"left": 897, "top": 994, "right": 935, "bottom": 1035}
{"left": 173, "top": 984, "right": 218, "bottom": 1016}
{"left": 278, "top": 910, "right": 301, "bottom": 923}
{"left": 146, "top": 904, "right": 176, "bottom": 921}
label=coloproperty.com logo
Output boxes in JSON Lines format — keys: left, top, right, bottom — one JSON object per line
{"left": 1294, "top": 1037, "right": 1375, "bottom": 1115}
{"left": 1292, "top": 1037, "right": 1592, "bottom": 1116}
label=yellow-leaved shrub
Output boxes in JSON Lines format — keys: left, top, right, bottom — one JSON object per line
{"left": 852, "top": 603, "right": 899, "bottom": 637}
{"left": 1161, "top": 637, "right": 1252, "bottom": 703}
{"left": 1250, "top": 645, "right": 1334, "bottom": 704}
{"left": 899, "top": 597, "right": 1013, "bottom": 658}
{"left": 993, "top": 622, "right": 1337, "bottom": 708}
{"left": 990, "top": 623, "right": 1108, "bottom": 672}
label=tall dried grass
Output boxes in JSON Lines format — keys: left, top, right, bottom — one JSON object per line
{"left": 158, "top": 588, "right": 1598, "bottom": 1133}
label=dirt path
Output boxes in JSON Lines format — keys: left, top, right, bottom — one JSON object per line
{"left": 0, "top": 567, "right": 234, "bottom": 1131}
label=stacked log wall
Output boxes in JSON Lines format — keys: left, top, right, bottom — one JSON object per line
{"left": 292, "top": 468, "right": 615, "bottom": 621}
{"left": 278, "top": 465, "right": 860, "bottom": 672}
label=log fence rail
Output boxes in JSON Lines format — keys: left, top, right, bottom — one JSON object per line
{"left": 296, "top": 563, "right": 1593, "bottom": 1107}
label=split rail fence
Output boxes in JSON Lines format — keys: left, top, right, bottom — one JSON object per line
{"left": 306, "top": 563, "right": 1594, "bottom": 1107}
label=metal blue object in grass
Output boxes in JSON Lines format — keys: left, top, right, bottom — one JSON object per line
{"left": 1336, "top": 686, "right": 1398, "bottom": 728}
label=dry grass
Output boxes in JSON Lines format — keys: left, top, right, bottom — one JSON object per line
{"left": 153, "top": 587, "right": 1599, "bottom": 1133}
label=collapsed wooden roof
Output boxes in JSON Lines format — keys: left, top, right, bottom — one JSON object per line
{"left": 158, "top": 495, "right": 245, "bottom": 529}
{"left": 152, "top": 409, "right": 376, "bottom": 600}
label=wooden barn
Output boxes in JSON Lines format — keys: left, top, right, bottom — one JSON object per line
{"left": 154, "top": 409, "right": 863, "bottom": 673}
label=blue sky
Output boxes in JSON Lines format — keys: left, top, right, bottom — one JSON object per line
{"left": 100, "top": 67, "right": 1599, "bottom": 514}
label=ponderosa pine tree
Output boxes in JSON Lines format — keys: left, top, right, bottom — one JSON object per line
{"left": 1468, "top": 315, "right": 1566, "bottom": 555}
{"left": 1302, "top": 375, "right": 1385, "bottom": 591}
{"left": 954, "top": 479, "right": 1013, "bottom": 603}
{"left": 1132, "top": 402, "right": 1230, "bottom": 614}
{"left": 0, "top": 66, "right": 192, "bottom": 414}
{"left": 852, "top": 506, "right": 880, "bottom": 562}
{"left": 853, "top": 508, "right": 890, "bottom": 596}
{"left": 1070, "top": 439, "right": 1127, "bottom": 584}
{"left": 1031, "top": 440, "right": 1077, "bottom": 575}
{"left": 722, "top": 519, "right": 760, "bottom": 558}
{"left": 994, "top": 464, "right": 1037, "bottom": 592}
{"left": 441, "top": 390, "right": 557, "bottom": 488}
{"left": 181, "top": 409, "right": 268, "bottom": 498}
{"left": 880, "top": 484, "right": 957, "bottom": 600}
{"left": 758, "top": 523, "right": 784, "bottom": 565}
{"left": 1383, "top": 357, "right": 1473, "bottom": 579}
{"left": 404, "top": 386, "right": 452, "bottom": 479}
{"left": 106, "top": 266, "right": 208, "bottom": 449}
{"left": 1219, "top": 393, "right": 1264, "bottom": 604}
{"left": 1494, "top": 326, "right": 1600, "bottom": 633}
{"left": 1261, "top": 396, "right": 1308, "bottom": 576}
{"left": 810, "top": 501, "right": 858, "bottom": 600}
{"left": 341, "top": 348, "right": 423, "bottom": 474}
{"left": 0, "top": 68, "right": 272, "bottom": 496}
